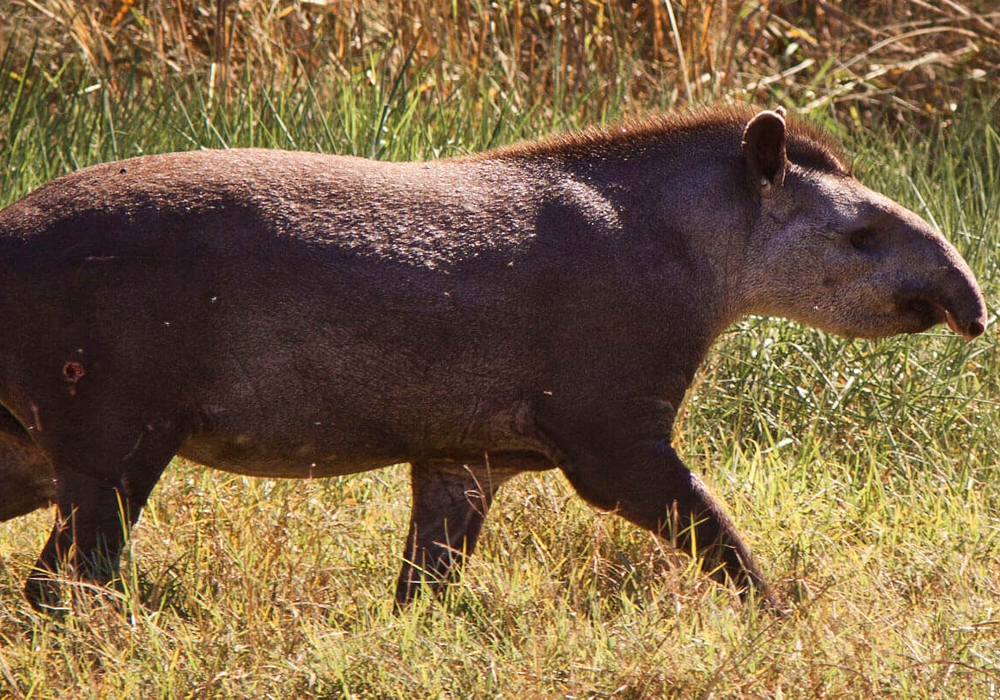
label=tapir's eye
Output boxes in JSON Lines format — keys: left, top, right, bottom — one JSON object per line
{"left": 849, "top": 228, "right": 875, "bottom": 252}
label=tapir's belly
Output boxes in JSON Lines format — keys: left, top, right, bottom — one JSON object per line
{"left": 176, "top": 432, "right": 404, "bottom": 478}
{"left": 174, "top": 394, "right": 539, "bottom": 479}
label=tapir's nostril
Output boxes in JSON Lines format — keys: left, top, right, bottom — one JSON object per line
{"left": 967, "top": 320, "right": 985, "bottom": 338}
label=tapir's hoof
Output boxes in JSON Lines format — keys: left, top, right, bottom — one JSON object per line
{"left": 759, "top": 589, "right": 791, "bottom": 616}
{"left": 24, "top": 572, "right": 65, "bottom": 613}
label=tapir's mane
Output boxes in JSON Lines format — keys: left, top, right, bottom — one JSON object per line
{"left": 478, "top": 105, "right": 851, "bottom": 175}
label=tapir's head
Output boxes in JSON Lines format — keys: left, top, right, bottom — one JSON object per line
{"left": 739, "top": 108, "right": 986, "bottom": 341}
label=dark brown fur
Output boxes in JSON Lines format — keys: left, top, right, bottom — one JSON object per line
{"left": 0, "top": 107, "right": 985, "bottom": 611}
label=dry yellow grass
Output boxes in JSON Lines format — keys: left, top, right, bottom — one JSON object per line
{"left": 3, "top": 1, "right": 998, "bottom": 125}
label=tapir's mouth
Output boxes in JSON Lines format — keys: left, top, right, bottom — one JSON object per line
{"left": 934, "top": 303, "right": 964, "bottom": 336}
{"left": 899, "top": 296, "right": 948, "bottom": 333}
{"left": 899, "top": 295, "right": 982, "bottom": 339}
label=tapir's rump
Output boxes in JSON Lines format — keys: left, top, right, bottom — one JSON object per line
{"left": 0, "top": 106, "right": 985, "bottom": 611}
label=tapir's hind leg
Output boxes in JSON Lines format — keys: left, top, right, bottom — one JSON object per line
{"left": 24, "top": 422, "right": 185, "bottom": 611}
{"left": 395, "top": 458, "right": 528, "bottom": 606}
{"left": 0, "top": 407, "right": 55, "bottom": 522}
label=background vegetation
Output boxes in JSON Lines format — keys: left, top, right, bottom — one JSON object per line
{"left": 0, "top": 1, "right": 998, "bottom": 697}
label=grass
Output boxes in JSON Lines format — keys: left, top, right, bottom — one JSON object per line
{"left": 1, "top": 3, "right": 1000, "bottom": 698}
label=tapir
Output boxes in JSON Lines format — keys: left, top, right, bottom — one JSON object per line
{"left": 0, "top": 107, "right": 986, "bottom": 610}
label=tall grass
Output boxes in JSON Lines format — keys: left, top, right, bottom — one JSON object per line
{"left": 0, "top": 3, "right": 999, "bottom": 698}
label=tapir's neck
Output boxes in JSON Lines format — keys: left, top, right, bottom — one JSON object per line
{"left": 562, "top": 145, "right": 755, "bottom": 333}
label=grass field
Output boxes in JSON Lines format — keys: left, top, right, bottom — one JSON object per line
{"left": 1, "top": 2, "right": 1000, "bottom": 698}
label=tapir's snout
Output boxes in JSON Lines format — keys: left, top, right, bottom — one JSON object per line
{"left": 896, "top": 236, "right": 987, "bottom": 342}
{"left": 911, "top": 295, "right": 987, "bottom": 341}
{"left": 931, "top": 241, "right": 987, "bottom": 342}
{"left": 871, "top": 191, "right": 987, "bottom": 342}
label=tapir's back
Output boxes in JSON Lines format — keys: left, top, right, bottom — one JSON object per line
{"left": 0, "top": 148, "right": 543, "bottom": 261}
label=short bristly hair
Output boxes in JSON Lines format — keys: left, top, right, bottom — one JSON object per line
{"left": 475, "top": 105, "right": 851, "bottom": 176}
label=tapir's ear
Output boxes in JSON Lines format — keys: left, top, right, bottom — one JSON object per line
{"left": 741, "top": 107, "right": 787, "bottom": 193}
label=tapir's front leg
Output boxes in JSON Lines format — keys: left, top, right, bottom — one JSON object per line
{"left": 395, "top": 457, "right": 537, "bottom": 606}
{"left": 541, "top": 398, "right": 780, "bottom": 608}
